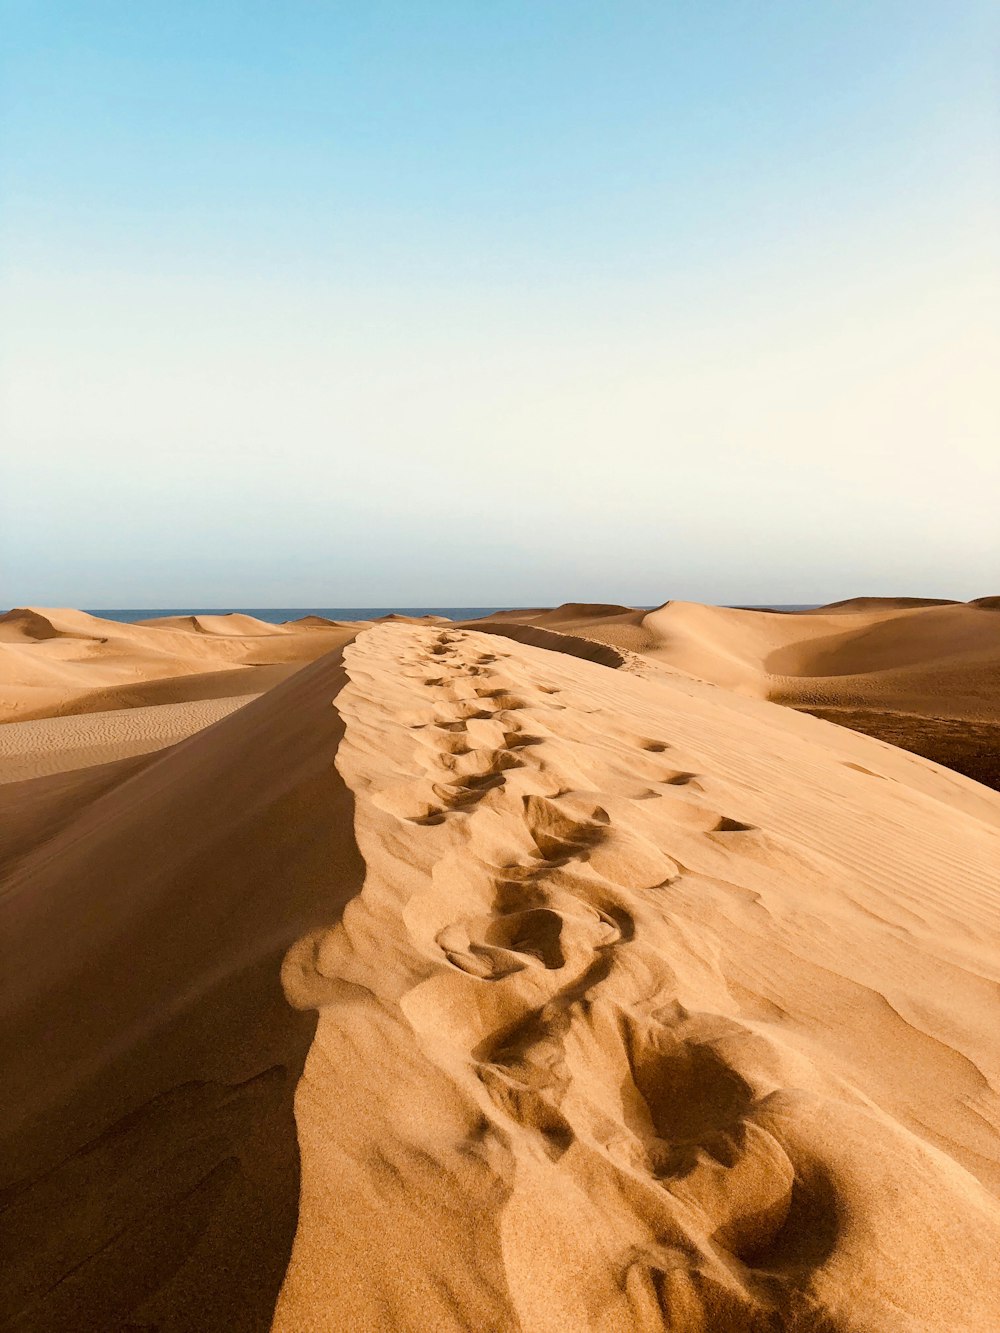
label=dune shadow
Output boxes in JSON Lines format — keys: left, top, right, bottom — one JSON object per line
{"left": 0, "top": 650, "right": 366, "bottom": 1331}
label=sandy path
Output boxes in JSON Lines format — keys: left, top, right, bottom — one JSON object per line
{"left": 275, "top": 623, "right": 1000, "bottom": 1332}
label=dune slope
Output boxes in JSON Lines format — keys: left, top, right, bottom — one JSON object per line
{"left": 274, "top": 624, "right": 1000, "bottom": 1332}
{"left": 0, "top": 648, "right": 364, "bottom": 1332}
{"left": 480, "top": 601, "right": 1000, "bottom": 789}
{"left": 0, "top": 607, "right": 355, "bottom": 724}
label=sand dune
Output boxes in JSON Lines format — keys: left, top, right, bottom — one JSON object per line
{"left": 0, "top": 648, "right": 364, "bottom": 1331}
{"left": 805, "top": 596, "right": 960, "bottom": 614}
{"left": 136, "top": 612, "right": 293, "bottom": 635}
{"left": 481, "top": 600, "right": 1000, "bottom": 787}
{"left": 271, "top": 624, "right": 1000, "bottom": 1331}
{"left": 487, "top": 599, "right": 1000, "bottom": 715}
{"left": 0, "top": 607, "right": 354, "bottom": 724}
{"left": 2, "top": 611, "right": 999, "bottom": 1330}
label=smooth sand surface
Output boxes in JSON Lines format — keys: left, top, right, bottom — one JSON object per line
{"left": 2, "top": 608, "right": 999, "bottom": 1330}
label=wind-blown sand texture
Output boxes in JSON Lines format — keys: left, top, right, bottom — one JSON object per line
{"left": 0, "top": 607, "right": 357, "bottom": 726}
{"left": 1, "top": 607, "right": 999, "bottom": 1330}
{"left": 467, "top": 599, "right": 1000, "bottom": 788}
{"left": 0, "top": 608, "right": 360, "bottom": 782}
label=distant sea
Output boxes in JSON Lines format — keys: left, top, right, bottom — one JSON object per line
{"left": 87, "top": 605, "right": 818, "bottom": 624}
{"left": 87, "top": 607, "right": 512, "bottom": 624}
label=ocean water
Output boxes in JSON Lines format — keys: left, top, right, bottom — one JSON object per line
{"left": 87, "top": 604, "right": 819, "bottom": 624}
{"left": 86, "top": 607, "right": 512, "bottom": 624}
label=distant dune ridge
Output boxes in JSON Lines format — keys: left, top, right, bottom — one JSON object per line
{"left": 1, "top": 601, "right": 999, "bottom": 1330}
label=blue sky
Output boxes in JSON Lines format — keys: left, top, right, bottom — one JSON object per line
{"left": 2, "top": 1, "right": 997, "bottom": 606}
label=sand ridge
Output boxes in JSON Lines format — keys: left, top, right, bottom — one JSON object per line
{"left": 469, "top": 600, "right": 1000, "bottom": 789}
{"left": 274, "top": 623, "right": 1000, "bottom": 1332}
{"left": 0, "top": 607, "right": 357, "bottom": 725}
{"left": 475, "top": 599, "right": 1000, "bottom": 719}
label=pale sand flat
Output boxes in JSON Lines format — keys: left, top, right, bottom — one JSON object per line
{"left": 0, "top": 695, "right": 256, "bottom": 782}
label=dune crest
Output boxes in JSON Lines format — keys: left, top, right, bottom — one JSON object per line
{"left": 275, "top": 624, "right": 1000, "bottom": 1332}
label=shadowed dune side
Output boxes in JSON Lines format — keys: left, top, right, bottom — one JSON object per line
{"left": 467, "top": 620, "right": 631, "bottom": 669}
{"left": 0, "top": 648, "right": 365, "bottom": 1333}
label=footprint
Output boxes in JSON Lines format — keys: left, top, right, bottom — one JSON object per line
{"left": 503, "top": 730, "right": 545, "bottom": 750}
{"left": 521, "top": 795, "right": 609, "bottom": 862}
{"left": 436, "top": 923, "right": 531, "bottom": 980}
{"left": 626, "top": 1033, "right": 755, "bottom": 1172}
{"left": 483, "top": 908, "right": 566, "bottom": 969}
{"left": 620, "top": 1022, "right": 822, "bottom": 1269}
{"left": 711, "top": 817, "right": 757, "bottom": 833}
{"left": 475, "top": 688, "right": 530, "bottom": 711}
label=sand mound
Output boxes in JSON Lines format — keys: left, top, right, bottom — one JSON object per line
{"left": 485, "top": 600, "right": 1000, "bottom": 716}
{"left": 285, "top": 615, "right": 350, "bottom": 628}
{"left": 808, "top": 596, "right": 961, "bottom": 614}
{"left": 0, "top": 648, "right": 364, "bottom": 1331}
{"left": 0, "top": 608, "right": 356, "bottom": 724}
{"left": 535, "top": 602, "right": 638, "bottom": 623}
{"left": 0, "top": 607, "right": 117, "bottom": 643}
{"left": 486, "top": 600, "right": 1000, "bottom": 787}
{"left": 137, "top": 613, "right": 290, "bottom": 636}
{"left": 271, "top": 624, "right": 1000, "bottom": 1331}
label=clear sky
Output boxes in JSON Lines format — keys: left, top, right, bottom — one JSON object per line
{"left": 1, "top": 1, "right": 997, "bottom": 608}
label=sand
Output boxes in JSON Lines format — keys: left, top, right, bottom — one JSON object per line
{"left": 0, "top": 697, "right": 258, "bottom": 783}
{"left": 466, "top": 599, "right": 1000, "bottom": 788}
{"left": 2, "top": 606, "right": 999, "bottom": 1330}
{"left": 0, "top": 608, "right": 357, "bottom": 725}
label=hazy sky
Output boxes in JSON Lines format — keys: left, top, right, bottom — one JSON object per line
{"left": 2, "top": 1, "right": 997, "bottom": 608}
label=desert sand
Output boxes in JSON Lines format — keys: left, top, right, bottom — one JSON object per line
{"left": 2, "top": 603, "right": 999, "bottom": 1330}
{"left": 467, "top": 599, "right": 1000, "bottom": 789}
